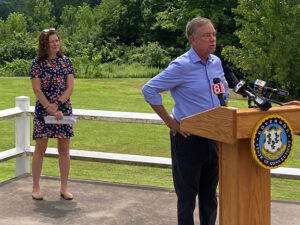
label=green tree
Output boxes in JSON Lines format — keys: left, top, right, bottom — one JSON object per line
{"left": 93, "top": 0, "right": 143, "bottom": 45}
{"left": 49, "top": 0, "right": 101, "bottom": 24}
{"left": 0, "top": 13, "right": 35, "bottom": 64}
{"left": 0, "top": 1, "right": 13, "bottom": 20}
{"left": 5, "top": 12, "right": 27, "bottom": 35}
{"left": 93, "top": 0, "right": 121, "bottom": 40}
{"left": 59, "top": 5, "right": 78, "bottom": 37}
{"left": 222, "top": 0, "right": 300, "bottom": 98}
{"left": 75, "top": 3, "right": 95, "bottom": 42}
{"left": 141, "top": 0, "right": 238, "bottom": 57}
{"left": 0, "top": 0, "right": 27, "bottom": 20}
{"left": 27, "top": 0, "right": 57, "bottom": 32}
{"left": 140, "top": 0, "right": 180, "bottom": 49}
{"left": 0, "top": 18, "right": 7, "bottom": 41}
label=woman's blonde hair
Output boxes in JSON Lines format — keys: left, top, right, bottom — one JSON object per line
{"left": 37, "top": 29, "right": 63, "bottom": 61}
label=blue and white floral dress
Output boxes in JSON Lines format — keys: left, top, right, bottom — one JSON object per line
{"left": 30, "top": 56, "right": 74, "bottom": 140}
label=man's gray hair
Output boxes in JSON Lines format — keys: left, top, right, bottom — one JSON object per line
{"left": 186, "top": 16, "right": 212, "bottom": 40}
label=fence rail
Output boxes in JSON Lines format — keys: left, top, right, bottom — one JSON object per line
{"left": 1, "top": 96, "right": 300, "bottom": 180}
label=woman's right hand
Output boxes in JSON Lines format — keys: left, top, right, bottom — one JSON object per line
{"left": 54, "top": 110, "right": 64, "bottom": 120}
{"left": 46, "top": 103, "right": 59, "bottom": 115}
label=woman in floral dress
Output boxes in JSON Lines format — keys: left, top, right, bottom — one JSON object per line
{"left": 30, "top": 29, "right": 74, "bottom": 200}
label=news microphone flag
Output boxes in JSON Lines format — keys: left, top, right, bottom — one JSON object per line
{"left": 212, "top": 82, "right": 226, "bottom": 95}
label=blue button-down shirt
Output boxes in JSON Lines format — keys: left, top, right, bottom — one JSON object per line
{"left": 142, "top": 47, "right": 229, "bottom": 122}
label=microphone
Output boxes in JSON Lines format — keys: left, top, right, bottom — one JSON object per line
{"left": 212, "top": 78, "right": 226, "bottom": 106}
{"left": 223, "top": 65, "right": 239, "bottom": 88}
{"left": 248, "top": 79, "right": 289, "bottom": 97}
{"left": 223, "top": 65, "right": 272, "bottom": 110}
{"left": 223, "top": 65, "right": 248, "bottom": 96}
{"left": 233, "top": 80, "right": 248, "bottom": 95}
{"left": 244, "top": 90, "right": 272, "bottom": 110}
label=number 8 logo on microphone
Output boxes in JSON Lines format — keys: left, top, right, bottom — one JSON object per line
{"left": 212, "top": 83, "right": 226, "bottom": 95}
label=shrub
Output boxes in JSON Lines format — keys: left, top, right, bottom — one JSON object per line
{"left": 2, "top": 59, "right": 31, "bottom": 77}
{"left": 128, "top": 42, "right": 171, "bottom": 68}
{"left": 0, "top": 35, "right": 36, "bottom": 65}
{"left": 71, "top": 58, "right": 162, "bottom": 79}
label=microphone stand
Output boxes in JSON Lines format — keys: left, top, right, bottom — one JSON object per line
{"left": 245, "top": 87, "right": 257, "bottom": 108}
{"left": 266, "top": 98, "right": 283, "bottom": 106}
{"left": 247, "top": 96, "right": 256, "bottom": 108}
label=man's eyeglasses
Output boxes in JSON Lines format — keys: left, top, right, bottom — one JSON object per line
{"left": 43, "top": 28, "right": 55, "bottom": 33}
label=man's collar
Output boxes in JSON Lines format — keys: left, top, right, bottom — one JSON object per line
{"left": 189, "top": 47, "right": 214, "bottom": 64}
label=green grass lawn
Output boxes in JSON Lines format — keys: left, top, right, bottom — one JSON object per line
{"left": 0, "top": 77, "right": 299, "bottom": 201}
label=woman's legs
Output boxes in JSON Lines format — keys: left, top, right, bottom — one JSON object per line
{"left": 57, "top": 138, "right": 72, "bottom": 199}
{"left": 32, "top": 138, "right": 48, "bottom": 198}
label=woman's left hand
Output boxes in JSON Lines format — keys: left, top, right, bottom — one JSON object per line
{"left": 54, "top": 110, "right": 64, "bottom": 120}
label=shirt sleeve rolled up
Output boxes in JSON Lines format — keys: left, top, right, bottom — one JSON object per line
{"left": 142, "top": 61, "right": 184, "bottom": 105}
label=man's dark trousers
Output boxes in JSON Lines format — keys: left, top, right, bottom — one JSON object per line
{"left": 170, "top": 131, "right": 219, "bottom": 225}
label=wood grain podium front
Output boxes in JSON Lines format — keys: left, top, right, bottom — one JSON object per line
{"left": 180, "top": 103, "right": 300, "bottom": 225}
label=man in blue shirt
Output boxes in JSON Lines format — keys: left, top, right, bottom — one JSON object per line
{"left": 142, "top": 16, "right": 229, "bottom": 225}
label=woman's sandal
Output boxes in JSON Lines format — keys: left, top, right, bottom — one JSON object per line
{"left": 32, "top": 193, "right": 43, "bottom": 200}
{"left": 60, "top": 192, "right": 73, "bottom": 200}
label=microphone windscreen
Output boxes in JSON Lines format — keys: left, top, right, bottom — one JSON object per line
{"left": 213, "top": 77, "right": 221, "bottom": 84}
{"left": 223, "top": 65, "right": 239, "bottom": 88}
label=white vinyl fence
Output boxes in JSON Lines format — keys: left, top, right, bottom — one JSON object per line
{"left": 0, "top": 96, "right": 299, "bottom": 180}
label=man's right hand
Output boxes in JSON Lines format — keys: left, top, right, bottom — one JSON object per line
{"left": 165, "top": 116, "right": 189, "bottom": 138}
{"left": 150, "top": 104, "right": 189, "bottom": 138}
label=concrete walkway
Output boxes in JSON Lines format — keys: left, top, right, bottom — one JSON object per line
{"left": 0, "top": 174, "right": 299, "bottom": 225}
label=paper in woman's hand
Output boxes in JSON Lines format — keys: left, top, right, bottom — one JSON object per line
{"left": 44, "top": 116, "right": 77, "bottom": 124}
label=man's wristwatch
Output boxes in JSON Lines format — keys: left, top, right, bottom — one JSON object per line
{"left": 55, "top": 100, "right": 63, "bottom": 109}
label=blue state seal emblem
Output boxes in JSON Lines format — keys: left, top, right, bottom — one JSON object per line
{"left": 251, "top": 115, "right": 294, "bottom": 169}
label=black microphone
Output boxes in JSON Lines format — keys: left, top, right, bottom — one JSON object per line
{"left": 248, "top": 80, "right": 289, "bottom": 97}
{"left": 223, "top": 65, "right": 239, "bottom": 88}
{"left": 223, "top": 66, "right": 272, "bottom": 110}
{"left": 233, "top": 80, "right": 248, "bottom": 95}
{"left": 212, "top": 78, "right": 226, "bottom": 106}
{"left": 247, "top": 91, "right": 272, "bottom": 110}
{"left": 223, "top": 65, "right": 247, "bottom": 95}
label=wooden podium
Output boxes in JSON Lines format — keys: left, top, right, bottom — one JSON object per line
{"left": 180, "top": 102, "right": 300, "bottom": 225}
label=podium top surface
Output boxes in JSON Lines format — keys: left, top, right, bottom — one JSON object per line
{"left": 180, "top": 103, "right": 300, "bottom": 144}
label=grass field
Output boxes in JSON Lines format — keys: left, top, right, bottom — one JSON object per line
{"left": 0, "top": 77, "right": 299, "bottom": 201}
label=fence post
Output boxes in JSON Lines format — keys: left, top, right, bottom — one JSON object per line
{"left": 15, "top": 96, "right": 30, "bottom": 176}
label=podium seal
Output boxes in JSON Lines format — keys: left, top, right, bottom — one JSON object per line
{"left": 251, "top": 115, "right": 294, "bottom": 169}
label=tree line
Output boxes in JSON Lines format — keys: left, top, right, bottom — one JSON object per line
{"left": 0, "top": 0, "right": 299, "bottom": 98}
